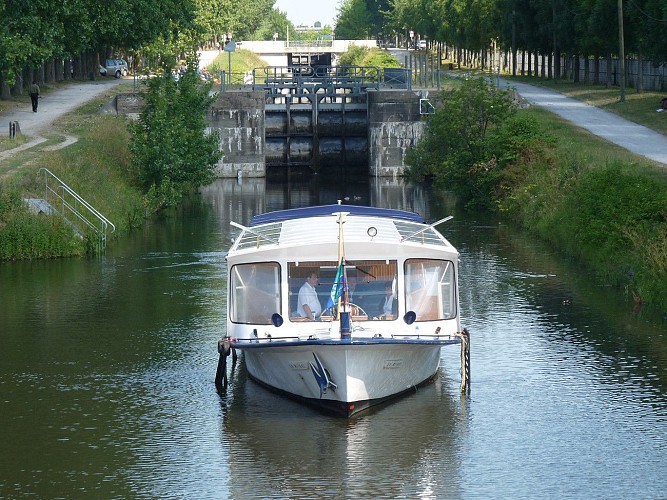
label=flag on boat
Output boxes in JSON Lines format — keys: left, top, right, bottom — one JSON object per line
{"left": 325, "top": 259, "right": 345, "bottom": 310}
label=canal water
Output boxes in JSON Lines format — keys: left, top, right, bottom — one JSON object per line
{"left": 1, "top": 175, "right": 665, "bottom": 498}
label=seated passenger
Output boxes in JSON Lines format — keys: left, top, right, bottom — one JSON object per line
{"left": 378, "top": 283, "right": 398, "bottom": 317}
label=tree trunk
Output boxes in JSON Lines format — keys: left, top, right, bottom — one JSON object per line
{"left": 593, "top": 56, "right": 599, "bottom": 84}
{"left": 637, "top": 53, "right": 643, "bottom": 93}
{"left": 547, "top": 52, "right": 553, "bottom": 80}
{"left": 584, "top": 56, "right": 590, "bottom": 84}
{"left": 24, "top": 68, "right": 33, "bottom": 91}
{"left": 527, "top": 50, "right": 532, "bottom": 76}
{"left": 36, "top": 65, "right": 45, "bottom": 85}
{"left": 607, "top": 52, "right": 613, "bottom": 88}
{"left": 552, "top": 4, "right": 558, "bottom": 80}
{"left": 512, "top": 8, "right": 517, "bottom": 76}
{"left": 0, "top": 72, "right": 11, "bottom": 100}
{"left": 87, "top": 50, "right": 96, "bottom": 80}
{"left": 72, "top": 53, "right": 82, "bottom": 80}
{"left": 46, "top": 59, "right": 55, "bottom": 84}
{"left": 55, "top": 58, "right": 63, "bottom": 81}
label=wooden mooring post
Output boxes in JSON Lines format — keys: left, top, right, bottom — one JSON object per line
{"left": 459, "top": 328, "right": 470, "bottom": 394}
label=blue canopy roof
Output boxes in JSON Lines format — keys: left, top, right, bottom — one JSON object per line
{"left": 249, "top": 204, "right": 425, "bottom": 226}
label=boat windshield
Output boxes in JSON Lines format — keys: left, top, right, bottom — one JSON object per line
{"left": 229, "top": 262, "right": 281, "bottom": 324}
{"left": 288, "top": 260, "right": 398, "bottom": 321}
{"left": 405, "top": 259, "right": 457, "bottom": 321}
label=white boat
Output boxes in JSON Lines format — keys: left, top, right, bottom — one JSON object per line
{"left": 218, "top": 203, "right": 468, "bottom": 417}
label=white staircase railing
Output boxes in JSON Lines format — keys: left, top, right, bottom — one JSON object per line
{"left": 37, "top": 168, "right": 115, "bottom": 249}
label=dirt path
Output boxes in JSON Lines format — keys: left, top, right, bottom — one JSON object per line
{"left": 0, "top": 78, "right": 127, "bottom": 166}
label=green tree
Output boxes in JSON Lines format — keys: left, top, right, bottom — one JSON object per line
{"left": 128, "top": 56, "right": 222, "bottom": 211}
{"left": 251, "top": 8, "right": 295, "bottom": 41}
{"left": 0, "top": 0, "right": 65, "bottom": 89}
{"left": 335, "top": 0, "right": 374, "bottom": 39}
{"left": 215, "top": 0, "right": 275, "bottom": 40}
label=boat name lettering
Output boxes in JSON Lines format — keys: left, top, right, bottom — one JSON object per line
{"left": 383, "top": 359, "right": 403, "bottom": 369}
{"left": 289, "top": 361, "right": 310, "bottom": 370}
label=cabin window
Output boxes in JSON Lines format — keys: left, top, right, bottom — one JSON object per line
{"left": 287, "top": 260, "right": 398, "bottom": 321}
{"left": 405, "top": 259, "right": 457, "bottom": 321}
{"left": 229, "top": 262, "right": 281, "bottom": 324}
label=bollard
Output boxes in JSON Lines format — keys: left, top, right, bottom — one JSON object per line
{"left": 10, "top": 121, "right": 21, "bottom": 139}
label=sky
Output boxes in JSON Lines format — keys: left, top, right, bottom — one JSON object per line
{"left": 273, "top": 0, "right": 341, "bottom": 27}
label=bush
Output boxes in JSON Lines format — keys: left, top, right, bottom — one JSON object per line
{"left": 405, "top": 77, "right": 543, "bottom": 208}
{"left": 338, "top": 46, "right": 402, "bottom": 75}
{"left": 337, "top": 45, "right": 369, "bottom": 67}
{"left": 0, "top": 186, "right": 83, "bottom": 260}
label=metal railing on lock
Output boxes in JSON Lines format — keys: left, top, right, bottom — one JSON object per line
{"left": 251, "top": 65, "right": 381, "bottom": 94}
{"left": 219, "top": 70, "right": 254, "bottom": 92}
{"left": 38, "top": 168, "right": 115, "bottom": 249}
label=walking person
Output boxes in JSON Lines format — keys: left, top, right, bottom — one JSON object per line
{"left": 29, "top": 80, "right": 40, "bottom": 112}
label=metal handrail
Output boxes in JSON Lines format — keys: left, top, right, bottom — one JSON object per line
{"left": 250, "top": 65, "right": 382, "bottom": 92}
{"left": 38, "top": 168, "right": 115, "bottom": 249}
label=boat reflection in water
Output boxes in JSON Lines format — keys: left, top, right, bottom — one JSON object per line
{"left": 218, "top": 356, "right": 466, "bottom": 498}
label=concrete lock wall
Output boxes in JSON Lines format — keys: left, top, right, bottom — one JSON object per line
{"left": 208, "top": 91, "right": 265, "bottom": 178}
{"left": 113, "top": 89, "right": 425, "bottom": 178}
{"left": 367, "top": 90, "right": 425, "bottom": 178}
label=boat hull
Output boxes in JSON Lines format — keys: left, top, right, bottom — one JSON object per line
{"left": 239, "top": 341, "right": 447, "bottom": 416}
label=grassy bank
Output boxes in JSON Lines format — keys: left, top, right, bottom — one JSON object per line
{"left": 0, "top": 88, "right": 145, "bottom": 260}
{"left": 501, "top": 106, "right": 667, "bottom": 311}
{"left": 207, "top": 49, "right": 268, "bottom": 83}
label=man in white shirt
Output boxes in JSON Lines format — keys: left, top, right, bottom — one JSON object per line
{"left": 297, "top": 271, "right": 322, "bottom": 320}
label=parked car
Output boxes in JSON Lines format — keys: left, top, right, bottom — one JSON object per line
{"left": 100, "top": 59, "right": 129, "bottom": 78}
{"left": 419, "top": 39, "right": 427, "bottom": 50}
